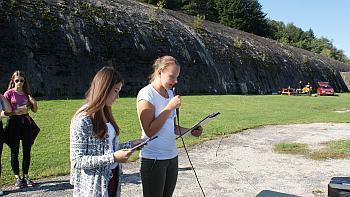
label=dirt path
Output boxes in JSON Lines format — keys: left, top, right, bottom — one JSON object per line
{"left": 3, "top": 123, "right": 350, "bottom": 196}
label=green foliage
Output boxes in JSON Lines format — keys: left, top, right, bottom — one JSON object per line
{"left": 141, "top": 0, "right": 349, "bottom": 63}
{"left": 321, "top": 48, "right": 332, "bottom": 58}
{"left": 260, "top": 53, "right": 267, "bottom": 62}
{"left": 78, "top": 2, "right": 111, "bottom": 22}
{"left": 41, "top": 9, "right": 62, "bottom": 32}
{"left": 274, "top": 140, "right": 350, "bottom": 160}
{"left": 309, "top": 140, "right": 350, "bottom": 160}
{"left": 326, "top": 140, "right": 350, "bottom": 155}
{"left": 269, "top": 22, "right": 349, "bottom": 63}
{"left": 233, "top": 36, "right": 243, "bottom": 49}
{"left": 274, "top": 143, "right": 309, "bottom": 154}
{"left": 181, "top": 0, "right": 218, "bottom": 22}
{"left": 138, "top": 0, "right": 182, "bottom": 9}
{"left": 302, "top": 55, "right": 309, "bottom": 64}
{"left": 267, "top": 20, "right": 286, "bottom": 40}
{"left": 193, "top": 14, "right": 205, "bottom": 32}
{"left": 215, "top": 0, "right": 271, "bottom": 37}
{"left": 148, "top": 7, "right": 157, "bottom": 24}
{"left": 156, "top": 0, "right": 166, "bottom": 8}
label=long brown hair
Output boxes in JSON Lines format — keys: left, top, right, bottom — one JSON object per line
{"left": 149, "top": 56, "right": 179, "bottom": 83}
{"left": 78, "top": 66, "right": 124, "bottom": 139}
{"left": 8, "top": 70, "right": 32, "bottom": 95}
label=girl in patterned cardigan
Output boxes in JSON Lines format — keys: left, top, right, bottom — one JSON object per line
{"left": 70, "top": 66, "right": 142, "bottom": 197}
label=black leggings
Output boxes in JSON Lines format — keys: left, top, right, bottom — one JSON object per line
{"left": 141, "top": 156, "right": 178, "bottom": 197}
{"left": 7, "top": 116, "right": 33, "bottom": 175}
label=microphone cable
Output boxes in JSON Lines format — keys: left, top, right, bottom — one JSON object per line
{"left": 173, "top": 88, "right": 206, "bottom": 197}
{"left": 215, "top": 132, "right": 225, "bottom": 157}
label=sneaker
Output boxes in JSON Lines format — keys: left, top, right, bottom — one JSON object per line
{"left": 23, "top": 177, "right": 35, "bottom": 187}
{"left": 15, "top": 178, "right": 25, "bottom": 189}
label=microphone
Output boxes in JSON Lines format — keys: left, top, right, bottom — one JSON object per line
{"left": 172, "top": 86, "right": 180, "bottom": 120}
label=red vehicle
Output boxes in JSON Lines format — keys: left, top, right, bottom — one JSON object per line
{"left": 317, "top": 82, "right": 334, "bottom": 96}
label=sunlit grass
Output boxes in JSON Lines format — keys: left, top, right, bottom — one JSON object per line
{"left": 309, "top": 140, "right": 350, "bottom": 160}
{"left": 273, "top": 143, "right": 309, "bottom": 155}
{"left": 1, "top": 93, "right": 350, "bottom": 186}
{"left": 274, "top": 140, "right": 350, "bottom": 160}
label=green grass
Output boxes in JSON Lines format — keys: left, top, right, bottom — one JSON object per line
{"left": 273, "top": 143, "right": 309, "bottom": 154}
{"left": 274, "top": 140, "right": 350, "bottom": 160}
{"left": 1, "top": 93, "right": 350, "bottom": 185}
{"left": 309, "top": 139, "right": 350, "bottom": 160}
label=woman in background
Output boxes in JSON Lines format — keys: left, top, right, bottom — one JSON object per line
{"left": 3, "top": 70, "right": 38, "bottom": 189}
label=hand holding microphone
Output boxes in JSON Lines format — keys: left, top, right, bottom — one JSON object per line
{"left": 167, "top": 87, "right": 181, "bottom": 111}
{"left": 167, "top": 95, "right": 181, "bottom": 110}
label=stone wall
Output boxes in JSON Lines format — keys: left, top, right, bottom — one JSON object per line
{"left": 0, "top": 0, "right": 349, "bottom": 97}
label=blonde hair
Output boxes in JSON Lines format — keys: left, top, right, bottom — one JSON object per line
{"left": 8, "top": 70, "right": 31, "bottom": 95}
{"left": 149, "top": 56, "right": 180, "bottom": 82}
{"left": 78, "top": 66, "right": 123, "bottom": 138}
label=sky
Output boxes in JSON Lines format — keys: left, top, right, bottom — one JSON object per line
{"left": 258, "top": 0, "right": 350, "bottom": 58}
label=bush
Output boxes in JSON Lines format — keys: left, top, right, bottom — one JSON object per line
{"left": 148, "top": 7, "right": 156, "bottom": 24}
{"left": 193, "top": 14, "right": 205, "bottom": 32}
{"left": 233, "top": 37, "right": 243, "bottom": 49}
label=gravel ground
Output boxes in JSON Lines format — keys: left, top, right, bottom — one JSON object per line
{"left": 2, "top": 123, "right": 350, "bottom": 196}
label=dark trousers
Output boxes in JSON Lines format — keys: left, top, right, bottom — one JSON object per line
{"left": 141, "top": 156, "right": 178, "bottom": 197}
{"left": 9, "top": 119, "right": 32, "bottom": 175}
{"left": 108, "top": 167, "right": 119, "bottom": 197}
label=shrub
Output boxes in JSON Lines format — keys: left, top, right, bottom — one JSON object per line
{"left": 233, "top": 37, "right": 243, "bottom": 49}
{"left": 193, "top": 14, "right": 205, "bottom": 32}
{"left": 302, "top": 55, "right": 309, "bottom": 64}
{"left": 157, "top": 0, "right": 165, "bottom": 9}
{"left": 148, "top": 7, "right": 156, "bottom": 24}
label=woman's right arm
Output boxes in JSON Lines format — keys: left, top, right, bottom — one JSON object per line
{"left": 0, "top": 94, "right": 12, "bottom": 114}
{"left": 137, "top": 95, "right": 181, "bottom": 137}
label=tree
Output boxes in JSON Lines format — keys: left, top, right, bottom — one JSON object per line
{"left": 267, "top": 19, "right": 285, "bottom": 40}
{"left": 282, "top": 23, "right": 303, "bottom": 43}
{"left": 215, "top": 0, "right": 271, "bottom": 37}
{"left": 181, "top": 0, "right": 219, "bottom": 22}
{"left": 137, "top": 0, "right": 183, "bottom": 9}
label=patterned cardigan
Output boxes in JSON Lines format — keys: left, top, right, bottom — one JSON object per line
{"left": 70, "top": 113, "right": 132, "bottom": 197}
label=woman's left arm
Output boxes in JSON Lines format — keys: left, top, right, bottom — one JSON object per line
{"left": 28, "top": 95, "right": 38, "bottom": 113}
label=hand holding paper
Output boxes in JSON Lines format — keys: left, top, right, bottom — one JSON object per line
{"left": 191, "top": 126, "right": 203, "bottom": 137}
{"left": 176, "top": 112, "right": 220, "bottom": 139}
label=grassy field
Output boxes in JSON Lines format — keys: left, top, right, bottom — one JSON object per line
{"left": 274, "top": 139, "right": 350, "bottom": 160}
{"left": 1, "top": 94, "right": 350, "bottom": 186}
